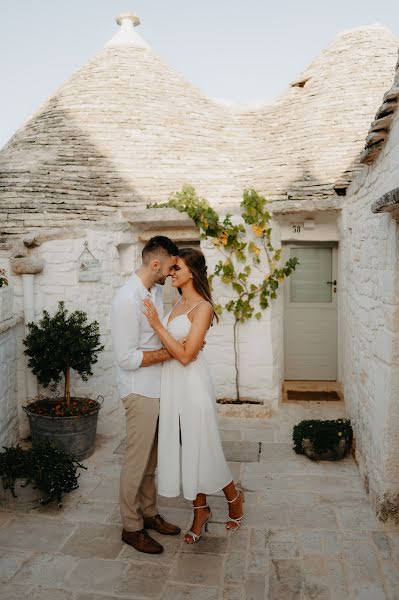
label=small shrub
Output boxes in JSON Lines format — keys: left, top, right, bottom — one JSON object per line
{"left": 293, "top": 418, "right": 353, "bottom": 456}
{"left": 23, "top": 301, "right": 104, "bottom": 407}
{"left": 0, "top": 441, "right": 86, "bottom": 506}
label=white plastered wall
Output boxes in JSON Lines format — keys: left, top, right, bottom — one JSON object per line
{"left": 339, "top": 110, "right": 399, "bottom": 522}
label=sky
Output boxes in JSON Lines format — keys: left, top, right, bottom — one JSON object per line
{"left": 1, "top": 0, "right": 399, "bottom": 148}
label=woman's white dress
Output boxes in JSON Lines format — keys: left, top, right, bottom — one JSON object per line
{"left": 157, "top": 305, "right": 232, "bottom": 501}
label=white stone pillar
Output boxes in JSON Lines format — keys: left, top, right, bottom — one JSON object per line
{"left": 11, "top": 256, "right": 45, "bottom": 403}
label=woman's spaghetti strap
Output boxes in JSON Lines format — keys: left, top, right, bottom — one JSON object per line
{"left": 185, "top": 300, "right": 207, "bottom": 316}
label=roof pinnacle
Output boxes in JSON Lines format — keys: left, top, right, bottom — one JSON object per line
{"left": 106, "top": 13, "right": 150, "bottom": 49}
{"left": 116, "top": 13, "right": 140, "bottom": 27}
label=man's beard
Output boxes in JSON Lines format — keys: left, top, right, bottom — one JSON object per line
{"left": 155, "top": 271, "right": 167, "bottom": 285}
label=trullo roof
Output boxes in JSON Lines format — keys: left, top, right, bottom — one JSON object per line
{"left": 0, "top": 16, "right": 398, "bottom": 243}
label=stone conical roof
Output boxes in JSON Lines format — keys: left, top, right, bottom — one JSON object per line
{"left": 0, "top": 19, "right": 398, "bottom": 242}
{"left": 237, "top": 25, "right": 399, "bottom": 204}
{"left": 0, "top": 14, "right": 240, "bottom": 239}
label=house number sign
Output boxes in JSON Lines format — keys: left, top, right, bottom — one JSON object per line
{"left": 77, "top": 241, "right": 101, "bottom": 282}
{"left": 292, "top": 224, "right": 302, "bottom": 234}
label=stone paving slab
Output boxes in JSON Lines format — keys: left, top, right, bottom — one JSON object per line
{"left": 59, "top": 499, "right": 119, "bottom": 524}
{"left": 116, "top": 562, "right": 171, "bottom": 598}
{"left": 0, "top": 547, "right": 34, "bottom": 581}
{"left": 66, "top": 558, "right": 129, "bottom": 594}
{"left": 163, "top": 584, "right": 219, "bottom": 600}
{"left": 1, "top": 583, "right": 45, "bottom": 600}
{"left": 29, "top": 588, "right": 74, "bottom": 600}
{"left": 222, "top": 441, "right": 260, "bottom": 463}
{"left": 0, "top": 510, "right": 13, "bottom": 527}
{"left": 12, "top": 553, "right": 78, "bottom": 587}
{"left": 0, "top": 515, "right": 77, "bottom": 551}
{"left": 75, "top": 594, "right": 117, "bottom": 600}
{"left": 171, "top": 553, "right": 224, "bottom": 587}
{"left": 1, "top": 400, "right": 399, "bottom": 599}
{"left": 242, "top": 428, "right": 276, "bottom": 443}
{"left": 60, "top": 523, "right": 124, "bottom": 559}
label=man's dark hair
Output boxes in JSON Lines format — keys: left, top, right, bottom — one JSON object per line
{"left": 142, "top": 236, "right": 179, "bottom": 263}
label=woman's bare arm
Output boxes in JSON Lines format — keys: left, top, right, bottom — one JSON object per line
{"left": 140, "top": 348, "right": 172, "bottom": 367}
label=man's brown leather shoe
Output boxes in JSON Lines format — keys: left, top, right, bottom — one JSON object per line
{"left": 121, "top": 528, "right": 164, "bottom": 554}
{"left": 143, "top": 514, "right": 181, "bottom": 536}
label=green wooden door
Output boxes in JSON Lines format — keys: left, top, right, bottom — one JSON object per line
{"left": 284, "top": 244, "right": 338, "bottom": 380}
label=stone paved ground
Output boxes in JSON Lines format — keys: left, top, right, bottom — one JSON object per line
{"left": 1, "top": 400, "right": 399, "bottom": 600}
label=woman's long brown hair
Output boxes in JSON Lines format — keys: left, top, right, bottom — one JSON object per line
{"left": 178, "top": 247, "right": 219, "bottom": 324}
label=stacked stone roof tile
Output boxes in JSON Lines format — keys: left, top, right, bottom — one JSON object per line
{"left": 0, "top": 18, "right": 398, "bottom": 243}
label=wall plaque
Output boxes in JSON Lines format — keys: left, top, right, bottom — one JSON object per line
{"left": 77, "top": 241, "right": 101, "bottom": 282}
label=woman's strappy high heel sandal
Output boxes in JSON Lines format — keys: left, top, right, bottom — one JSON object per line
{"left": 184, "top": 504, "right": 212, "bottom": 544}
{"left": 226, "top": 490, "right": 244, "bottom": 531}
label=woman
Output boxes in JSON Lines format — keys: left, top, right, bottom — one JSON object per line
{"left": 143, "top": 247, "right": 244, "bottom": 544}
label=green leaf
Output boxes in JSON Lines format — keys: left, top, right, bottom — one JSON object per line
{"left": 23, "top": 301, "right": 104, "bottom": 398}
{"left": 214, "top": 304, "right": 222, "bottom": 316}
{"left": 232, "top": 282, "right": 244, "bottom": 294}
{"left": 270, "top": 279, "right": 279, "bottom": 291}
{"left": 147, "top": 184, "right": 298, "bottom": 327}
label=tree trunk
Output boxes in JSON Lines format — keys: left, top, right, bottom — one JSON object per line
{"left": 64, "top": 368, "right": 71, "bottom": 407}
{"left": 233, "top": 319, "right": 240, "bottom": 401}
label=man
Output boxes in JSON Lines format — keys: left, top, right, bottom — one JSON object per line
{"left": 110, "top": 235, "right": 181, "bottom": 554}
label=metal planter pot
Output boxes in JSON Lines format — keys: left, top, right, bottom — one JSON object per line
{"left": 24, "top": 397, "right": 101, "bottom": 460}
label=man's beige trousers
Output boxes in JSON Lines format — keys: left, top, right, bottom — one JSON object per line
{"left": 119, "top": 393, "right": 159, "bottom": 532}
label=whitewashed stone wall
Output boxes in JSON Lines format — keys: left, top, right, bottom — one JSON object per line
{"left": 339, "top": 109, "right": 399, "bottom": 522}
{"left": 0, "top": 286, "right": 24, "bottom": 447}
{"left": 28, "top": 228, "right": 137, "bottom": 411}
{"left": 202, "top": 236, "right": 282, "bottom": 407}
{"left": 0, "top": 222, "right": 283, "bottom": 421}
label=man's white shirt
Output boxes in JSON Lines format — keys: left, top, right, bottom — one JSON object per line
{"left": 110, "top": 273, "right": 164, "bottom": 399}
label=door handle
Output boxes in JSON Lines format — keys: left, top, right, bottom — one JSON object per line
{"left": 326, "top": 280, "right": 337, "bottom": 285}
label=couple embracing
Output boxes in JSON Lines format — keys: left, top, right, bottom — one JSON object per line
{"left": 110, "top": 236, "right": 244, "bottom": 554}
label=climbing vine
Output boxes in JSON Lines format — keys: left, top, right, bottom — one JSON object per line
{"left": 148, "top": 185, "right": 299, "bottom": 401}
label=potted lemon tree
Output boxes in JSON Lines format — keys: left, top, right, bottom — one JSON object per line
{"left": 23, "top": 301, "right": 104, "bottom": 460}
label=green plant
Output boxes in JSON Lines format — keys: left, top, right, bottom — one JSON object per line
{"left": 293, "top": 419, "right": 353, "bottom": 455}
{"left": 0, "top": 441, "right": 86, "bottom": 506}
{"left": 0, "top": 268, "right": 8, "bottom": 287}
{"left": 23, "top": 301, "right": 104, "bottom": 408}
{"left": 148, "top": 185, "right": 299, "bottom": 400}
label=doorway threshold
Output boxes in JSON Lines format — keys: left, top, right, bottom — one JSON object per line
{"left": 282, "top": 380, "right": 344, "bottom": 403}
